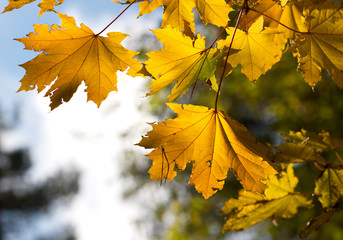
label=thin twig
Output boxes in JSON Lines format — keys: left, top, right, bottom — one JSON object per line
{"left": 96, "top": 0, "right": 137, "bottom": 36}
{"left": 160, "top": 146, "right": 169, "bottom": 186}
{"left": 214, "top": 0, "right": 247, "bottom": 111}
{"left": 205, "top": 11, "right": 240, "bottom": 51}
{"left": 335, "top": 151, "right": 343, "bottom": 165}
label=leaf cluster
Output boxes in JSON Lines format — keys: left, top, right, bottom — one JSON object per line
{"left": 2, "top": 0, "right": 343, "bottom": 238}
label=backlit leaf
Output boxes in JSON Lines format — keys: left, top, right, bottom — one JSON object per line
{"left": 243, "top": 0, "right": 307, "bottom": 39}
{"left": 16, "top": 13, "right": 142, "bottom": 110}
{"left": 137, "top": 0, "right": 163, "bottom": 17}
{"left": 221, "top": 17, "right": 285, "bottom": 82}
{"left": 3, "top": 0, "right": 63, "bottom": 15}
{"left": 146, "top": 26, "right": 223, "bottom": 101}
{"left": 274, "top": 142, "right": 326, "bottom": 164}
{"left": 295, "top": 5, "right": 343, "bottom": 87}
{"left": 282, "top": 129, "right": 343, "bottom": 152}
{"left": 3, "top": 0, "right": 35, "bottom": 13}
{"left": 222, "top": 164, "right": 312, "bottom": 231}
{"left": 138, "top": 103, "right": 276, "bottom": 199}
{"left": 315, "top": 167, "right": 343, "bottom": 208}
{"left": 38, "top": 0, "right": 64, "bottom": 16}
{"left": 158, "top": 0, "right": 196, "bottom": 32}
{"left": 127, "top": 0, "right": 232, "bottom": 31}
{"left": 196, "top": 0, "right": 231, "bottom": 27}
{"left": 264, "top": 163, "right": 298, "bottom": 199}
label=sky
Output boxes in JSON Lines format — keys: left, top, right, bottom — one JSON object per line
{"left": 0, "top": 1, "right": 161, "bottom": 239}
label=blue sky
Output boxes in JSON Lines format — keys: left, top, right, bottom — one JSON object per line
{"left": 0, "top": 1, "right": 161, "bottom": 239}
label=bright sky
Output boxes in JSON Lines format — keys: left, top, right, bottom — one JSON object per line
{"left": 0, "top": 1, "right": 161, "bottom": 239}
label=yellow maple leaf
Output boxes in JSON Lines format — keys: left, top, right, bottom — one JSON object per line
{"left": 222, "top": 164, "right": 312, "bottom": 231}
{"left": 220, "top": 16, "right": 285, "bottom": 82}
{"left": 196, "top": 0, "right": 231, "bottom": 27}
{"left": 38, "top": 0, "right": 64, "bottom": 16}
{"left": 137, "top": 0, "right": 163, "bottom": 18}
{"left": 145, "top": 26, "right": 223, "bottom": 101}
{"left": 16, "top": 12, "right": 142, "bottom": 110}
{"left": 283, "top": 129, "right": 343, "bottom": 152}
{"left": 244, "top": 0, "right": 307, "bottom": 39}
{"left": 274, "top": 142, "right": 326, "bottom": 164}
{"left": 135, "top": 0, "right": 231, "bottom": 31}
{"left": 2, "top": 0, "right": 35, "bottom": 13}
{"left": 117, "top": 0, "right": 194, "bottom": 31}
{"left": 160, "top": 0, "right": 196, "bottom": 32}
{"left": 295, "top": 5, "right": 343, "bottom": 87}
{"left": 315, "top": 167, "right": 343, "bottom": 209}
{"left": 138, "top": 103, "right": 276, "bottom": 199}
{"left": 2, "top": 0, "right": 63, "bottom": 16}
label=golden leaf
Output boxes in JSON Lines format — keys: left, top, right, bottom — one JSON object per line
{"left": 222, "top": 164, "right": 312, "bottom": 231}
{"left": 3, "top": 0, "right": 35, "bottom": 13}
{"left": 137, "top": 0, "right": 163, "bottom": 17}
{"left": 295, "top": 5, "right": 343, "bottom": 87}
{"left": 243, "top": 0, "right": 307, "bottom": 39}
{"left": 138, "top": 103, "right": 276, "bottom": 199}
{"left": 145, "top": 26, "right": 223, "bottom": 101}
{"left": 3, "top": 0, "right": 63, "bottom": 16}
{"left": 196, "top": 0, "right": 232, "bottom": 27}
{"left": 38, "top": 0, "right": 64, "bottom": 16}
{"left": 16, "top": 13, "right": 142, "bottom": 110}
{"left": 274, "top": 142, "right": 326, "bottom": 164}
{"left": 315, "top": 168, "right": 343, "bottom": 209}
{"left": 220, "top": 17, "right": 285, "bottom": 82}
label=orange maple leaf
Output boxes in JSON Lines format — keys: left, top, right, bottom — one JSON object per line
{"left": 138, "top": 103, "right": 277, "bottom": 199}
{"left": 16, "top": 12, "right": 142, "bottom": 109}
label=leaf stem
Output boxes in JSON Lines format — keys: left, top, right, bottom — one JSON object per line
{"left": 214, "top": 0, "right": 246, "bottom": 111}
{"left": 314, "top": 161, "right": 325, "bottom": 171}
{"left": 96, "top": 0, "right": 137, "bottom": 36}
{"left": 205, "top": 11, "right": 240, "bottom": 51}
{"left": 335, "top": 151, "right": 343, "bottom": 165}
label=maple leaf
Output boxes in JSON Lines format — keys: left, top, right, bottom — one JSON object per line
{"left": 274, "top": 142, "right": 326, "bottom": 164}
{"left": 145, "top": 26, "right": 223, "bottom": 102}
{"left": 282, "top": 129, "right": 343, "bottom": 152}
{"left": 3, "top": 0, "right": 35, "bottom": 13}
{"left": 315, "top": 167, "right": 343, "bottom": 209}
{"left": 38, "top": 0, "right": 64, "bottom": 16}
{"left": 222, "top": 164, "right": 312, "bottom": 231}
{"left": 195, "top": 0, "right": 231, "bottom": 27}
{"left": 117, "top": 0, "right": 195, "bottom": 31}
{"left": 2, "top": 0, "right": 63, "bottom": 15}
{"left": 220, "top": 17, "right": 285, "bottom": 82}
{"left": 295, "top": 4, "right": 343, "bottom": 87}
{"left": 121, "top": 0, "right": 231, "bottom": 32}
{"left": 137, "top": 0, "right": 163, "bottom": 17}
{"left": 138, "top": 103, "right": 276, "bottom": 199}
{"left": 142, "top": 0, "right": 196, "bottom": 32}
{"left": 243, "top": 0, "right": 307, "bottom": 39}
{"left": 16, "top": 12, "right": 142, "bottom": 110}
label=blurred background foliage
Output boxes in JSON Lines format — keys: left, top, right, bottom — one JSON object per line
{"left": 121, "top": 21, "right": 343, "bottom": 240}
{"left": 0, "top": 109, "right": 80, "bottom": 240}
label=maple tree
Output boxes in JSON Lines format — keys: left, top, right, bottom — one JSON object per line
{"left": 2, "top": 0, "right": 343, "bottom": 238}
